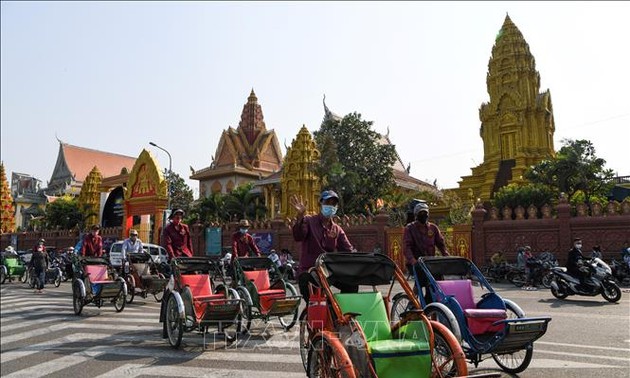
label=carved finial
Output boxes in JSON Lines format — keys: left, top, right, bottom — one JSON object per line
{"left": 386, "top": 126, "right": 390, "bottom": 138}
{"left": 55, "top": 133, "right": 63, "bottom": 144}
{"left": 284, "top": 139, "right": 289, "bottom": 150}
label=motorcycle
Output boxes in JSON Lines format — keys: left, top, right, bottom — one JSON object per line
{"left": 28, "top": 260, "right": 63, "bottom": 288}
{"left": 550, "top": 257, "right": 622, "bottom": 302}
{"left": 610, "top": 258, "right": 630, "bottom": 285}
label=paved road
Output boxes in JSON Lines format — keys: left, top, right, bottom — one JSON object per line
{"left": 1, "top": 280, "right": 629, "bottom": 377}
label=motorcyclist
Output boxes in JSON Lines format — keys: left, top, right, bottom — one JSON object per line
{"left": 567, "top": 238, "right": 591, "bottom": 289}
{"left": 491, "top": 251, "right": 506, "bottom": 266}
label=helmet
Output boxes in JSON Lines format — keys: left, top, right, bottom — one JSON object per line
{"left": 320, "top": 190, "right": 339, "bottom": 203}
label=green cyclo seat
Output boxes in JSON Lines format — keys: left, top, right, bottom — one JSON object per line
{"left": 5, "top": 257, "right": 21, "bottom": 268}
{"left": 334, "top": 292, "right": 431, "bottom": 378}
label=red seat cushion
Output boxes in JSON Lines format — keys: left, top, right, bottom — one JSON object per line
{"left": 259, "top": 290, "right": 286, "bottom": 312}
{"left": 244, "top": 270, "right": 271, "bottom": 291}
{"left": 180, "top": 274, "right": 227, "bottom": 321}
{"left": 180, "top": 274, "right": 213, "bottom": 297}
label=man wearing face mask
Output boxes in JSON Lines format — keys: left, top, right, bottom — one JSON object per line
{"left": 403, "top": 202, "right": 449, "bottom": 267}
{"left": 290, "top": 190, "right": 356, "bottom": 303}
{"left": 231, "top": 219, "right": 262, "bottom": 263}
{"left": 567, "top": 237, "right": 589, "bottom": 288}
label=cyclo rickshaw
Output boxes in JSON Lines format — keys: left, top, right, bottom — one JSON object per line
{"left": 72, "top": 256, "right": 127, "bottom": 315}
{"left": 391, "top": 256, "right": 552, "bottom": 374}
{"left": 299, "top": 252, "right": 468, "bottom": 378}
{"left": 123, "top": 251, "right": 169, "bottom": 304}
{"left": 1, "top": 251, "right": 27, "bottom": 284}
{"left": 160, "top": 256, "right": 242, "bottom": 349}
{"left": 231, "top": 256, "right": 301, "bottom": 333}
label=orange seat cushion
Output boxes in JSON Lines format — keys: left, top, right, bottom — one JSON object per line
{"left": 180, "top": 274, "right": 213, "bottom": 297}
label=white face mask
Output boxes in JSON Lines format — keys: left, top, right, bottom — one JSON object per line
{"left": 575, "top": 243, "right": 582, "bottom": 249}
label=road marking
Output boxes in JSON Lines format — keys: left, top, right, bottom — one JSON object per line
{"left": 536, "top": 348, "right": 630, "bottom": 363}
{"left": 96, "top": 364, "right": 306, "bottom": 378}
{"left": 479, "top": 358, "right": 619, "bottom": 369}
{"left": 0, "top": 333, "right": 112, "bottom": 363}
{"left": 536, "top": 341, "right": 630, "bottom": 352}
{"left": 0, "top": 322, "right": 157, "bottom": 345}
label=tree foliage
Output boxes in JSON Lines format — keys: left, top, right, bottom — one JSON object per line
{"left": 491, "top": 183, "right": 556, "bottom": 211}
{"left": 190, "top": 192, "right": 228, "bottom": 224}
{"left": 45, "top": 195, "right": 84, "bottom": 230}
{"left": 314, "top": 112, "right": 397, "bottom": 215}
{"left": 166, "top": 170, "right": 194, "bottom": 214}
{"left": 524, "top": 139, "right": 614, "bottom": 203}
{"left": 223, "top": 183, "right": 267, "bottom": 221}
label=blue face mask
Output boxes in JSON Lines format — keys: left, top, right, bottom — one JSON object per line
{"left": 240, "top": 228, "right": 248, "bottom": 234}
{"left": 321, "top": 205, "right": 338, "bottom": 218}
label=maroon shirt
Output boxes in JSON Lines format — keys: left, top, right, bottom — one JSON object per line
{"left": 403, "top": 221, "right": 448, "bottom": 265}
{"left": 231, "top": 232, "right": 261, "bottom": 262}
{"left": 162, "top": 222, "right": 193, "bottom": 259}
{"left": 292, "top": 214, "right": 354, "bottom": 274}
{"left": 82, "top": 233, "right": 103, "bottom": 257}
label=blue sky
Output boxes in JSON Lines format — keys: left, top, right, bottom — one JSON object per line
{"left": 2, "top": 1, "right": 629, "bottom": 198}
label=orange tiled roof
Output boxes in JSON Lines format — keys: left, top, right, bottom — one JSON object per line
{"left": 62, "top": 144, "right": 136, "bottom": 181}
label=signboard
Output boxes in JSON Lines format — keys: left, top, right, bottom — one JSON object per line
{"left": 205, "top": 227, "right": 222, "bottom": 257}
{"left": 252, "top": 232, "right": 273, "bottom": 255}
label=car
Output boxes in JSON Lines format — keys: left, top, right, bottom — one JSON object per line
{"left": 109, "top": 241, "right": 168, "bottom": 267}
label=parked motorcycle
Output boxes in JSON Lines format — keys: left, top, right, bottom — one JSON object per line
{"left": 610, "top": 258, "right": 630, "bottom": 285}
{"left": 550, "top": 257, "right": 622, "bottom": 302}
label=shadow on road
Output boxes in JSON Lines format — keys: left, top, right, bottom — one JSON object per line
{"left": 538, "top": 297, "right": 619, "bottom": 308}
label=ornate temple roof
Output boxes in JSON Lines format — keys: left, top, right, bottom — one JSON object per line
{"left": 47, "top": 142, "right": 136, "bottom": 194}
{"left": 191, "top": 90, "right": 283, "bottom": 181}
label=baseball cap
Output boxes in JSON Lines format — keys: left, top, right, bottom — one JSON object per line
{"left": 413, "top": 202, "right": 430, "bottom": 215}
{"left": 320, "top": 190, "right": 339, "bottom": 202}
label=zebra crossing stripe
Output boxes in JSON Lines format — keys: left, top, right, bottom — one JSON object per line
{"left": 96, "top": 364, "right": 306, "bottom": 378}
{"left": 0, "top": 333, "right": 112, "bottom": 363}
{"left": 1, "top": 322, "right": 157, "bottom": 345}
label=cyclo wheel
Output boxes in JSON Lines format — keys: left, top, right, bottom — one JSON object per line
{"left": 278, "top": 282, "right": 299, "bottom": 331}
{"left": 307, "top": 332, "right": 356, "bottom": 378}
{"left": 429, "top": 320, "right": 468, "bottom": 378}
{"left": 114, "top": 287, "right": 126, "bottom": 312}
{"left": 0, "top": 269, "right": 6, "bottom": 284}
{"left": 390, "top": 293, "right": 411, "bottom": 324}
{"left": 125, "top": 275, "right": 135, "bottom": 304}
{"left": 166, "top": 294, "right": 184, "bottom": 348}
{"left": 20, "top": 269, "right": 28, "bottom": 283}
{"left": 298, "top": 308, "right": 310, "bottom": 372}
{"left": 236, "top": 287, "right": 252, "bottom": 333}
{"left": 72, "top": 280, "right": 83, "bottom": 315}
{"left": 491, "top": 302, "right": 533, "bottom": 373}
{"left": 54, "top": 273, "right": 62, "bottom": 287}
{"left": 153, "top": 273, "right": 166, "bottom": 302}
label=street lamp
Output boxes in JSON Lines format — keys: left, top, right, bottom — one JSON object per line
{"left": 149, "top": 142, "right": 172, "bottom": 210}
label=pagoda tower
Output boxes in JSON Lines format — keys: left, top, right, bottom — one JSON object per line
{"left": 280, "top": 126, "right": 322, "bottom": 218}
{"left": 77, "top": 166, "right": 103, "bottom": 227}
{"left": 456, "top": 15, "right": 555, "bottom": 201}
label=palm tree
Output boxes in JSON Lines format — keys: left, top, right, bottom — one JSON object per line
{"left": 224, "top": 183, "right": 267, "bottom": 221}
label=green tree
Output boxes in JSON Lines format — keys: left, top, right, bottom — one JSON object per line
{"left": 190, "top": 191, "right": 229, "bottom": 224}
{"left": 223, "top": 183, "right": 267, "bottom": 221}
{"left": 166, "top": 170, "right": 194, "bottom": 214}
{"left": 491, "top": 183, "right": 555, "bottom": 214}
{"left": 314, "top": 112, "right": 397, "bottom": 215}
{"left": 45, "top": 195, "right": 83, "bottom": 230}
{"left": 524, "top": 139, "right": 614, "bottom": 203}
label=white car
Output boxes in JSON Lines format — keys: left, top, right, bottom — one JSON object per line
{"left": 109, "top": 241, "right": 168, "bottom": 267}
